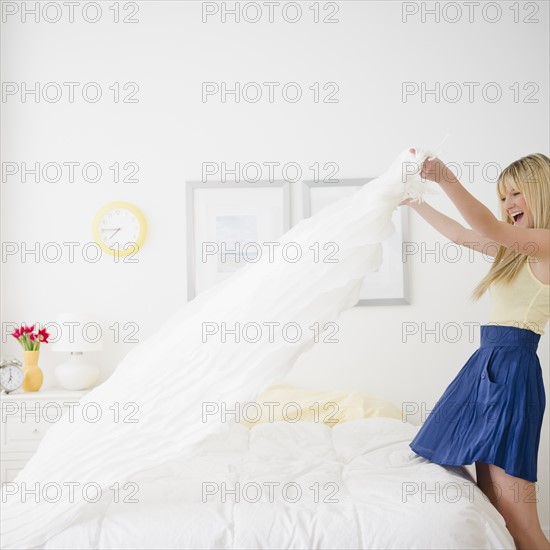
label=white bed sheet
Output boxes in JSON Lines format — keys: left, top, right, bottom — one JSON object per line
{"left": 2, "top": 146, "right": 449, "bottom": 549}
{"left": 38, "top": 418, "right": 515, "bottom": 550}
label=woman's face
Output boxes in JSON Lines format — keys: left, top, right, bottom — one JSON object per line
{"left": 500, "top": 185, "right": 533, "bottom": 228}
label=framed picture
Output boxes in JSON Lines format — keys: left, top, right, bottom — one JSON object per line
{"left": 302, "top": 178, "right": 410, "bottom": 306}
{"left": 186, "top": 180, "right": 290, "bottom": 300}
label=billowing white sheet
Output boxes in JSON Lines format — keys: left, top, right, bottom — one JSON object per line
{"left": 38, "top": 419, "right": 515, "bottom": 549}
{"left": 1, "top": 146, "right": 448, "bottom": 549}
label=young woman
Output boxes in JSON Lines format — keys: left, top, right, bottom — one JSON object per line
{"left": 401, "top": 151, "right": 550, "bottom": 550}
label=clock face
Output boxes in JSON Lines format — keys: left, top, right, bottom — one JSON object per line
{"left": 1, "top": 366, "right": 23, "bottom": 393}
{"left": 93, "top": 202, "right": 147, "bottom": 256}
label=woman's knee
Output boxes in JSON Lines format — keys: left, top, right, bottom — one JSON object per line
{"left": 483, "top": 464, "right": 541, "bottom": 530}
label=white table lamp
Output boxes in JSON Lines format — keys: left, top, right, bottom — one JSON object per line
{"left": 52, "top": 313, "right": 102, "bottom": 390}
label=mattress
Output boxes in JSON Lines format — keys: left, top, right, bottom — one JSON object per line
{"left": 38, "top": 417, "right": 515, "bottom": 549}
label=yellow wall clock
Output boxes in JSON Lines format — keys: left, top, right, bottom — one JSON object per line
{"left": 92, "top": 201, "right": 148, "bottom": 256}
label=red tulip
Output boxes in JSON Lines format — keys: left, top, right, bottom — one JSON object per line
{"left": 11, "top": 323, "right": 49, "bottom": 350}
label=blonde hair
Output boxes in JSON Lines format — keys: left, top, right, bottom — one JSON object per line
{"left": 471, "top": 153, "right": 550, "bottom": 301}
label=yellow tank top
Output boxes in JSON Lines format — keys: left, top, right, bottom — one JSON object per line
{"left": 488, "top": 258, "right": 550, "bottom": 336}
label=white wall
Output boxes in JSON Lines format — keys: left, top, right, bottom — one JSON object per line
{"left": 1, "top": 0, "right": 549, "bottom": 533}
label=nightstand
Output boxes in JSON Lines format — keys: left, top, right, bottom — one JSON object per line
{"left": 1, "top": 388, "right": 88, "bottom": 483}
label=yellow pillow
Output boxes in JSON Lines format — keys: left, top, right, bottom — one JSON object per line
{"left": 239, "top": 383, "right": 401, "bottom": 428}
{"left": 361, "top": 394, "right": 402, "bottom": 421}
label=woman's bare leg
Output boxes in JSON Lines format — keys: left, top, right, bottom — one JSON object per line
{"left": 476, "top": 461, "right": 550, "bottom": 550}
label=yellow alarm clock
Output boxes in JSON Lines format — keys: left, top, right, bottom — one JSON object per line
{"left": 92, "top": 201, "right": 147, "bottom": 257}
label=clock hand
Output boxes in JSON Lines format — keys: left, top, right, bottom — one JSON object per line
{"left": 100, "top": 228, "right": 122, "bottom": 239}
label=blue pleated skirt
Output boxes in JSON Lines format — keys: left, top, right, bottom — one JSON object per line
{"left": 409, "top": 324, "right": 546, "bottom": 482}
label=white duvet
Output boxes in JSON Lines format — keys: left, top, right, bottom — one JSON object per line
{"left": 4, "top": 142, "right": 513, "bottom": 549}
{"left": 37, "top": 418, "right": 515, "bottom": 550}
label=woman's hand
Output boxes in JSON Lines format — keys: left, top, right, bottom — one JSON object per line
{"left": 409, "top": 148, "right": 457, "bottom": 185}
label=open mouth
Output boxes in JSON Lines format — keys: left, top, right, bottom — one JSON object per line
{"left": 511, "top": 212, "right": 524, "bottom": 224}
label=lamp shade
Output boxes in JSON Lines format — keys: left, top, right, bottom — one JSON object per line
{"left": 51, "top": 313, "right": 103, "bottom": 352}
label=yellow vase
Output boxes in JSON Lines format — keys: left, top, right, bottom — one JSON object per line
{"left": 22, "top": 350, "right": 43, "bottom": 392}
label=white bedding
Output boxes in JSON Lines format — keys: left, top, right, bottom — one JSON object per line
{"left": 38, "top": 418, "right": 515, "bottom": 550}
{"left": 3, "top": 143, "right": 475, "bottom": 549}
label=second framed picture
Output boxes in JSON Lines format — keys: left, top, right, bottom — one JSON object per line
{"left": 302, "top": 178, "right": 410, "bottom": 306}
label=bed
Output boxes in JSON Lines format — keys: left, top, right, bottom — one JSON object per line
{"left": 34, "top": 385, "right": 515, "bottom": 550}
